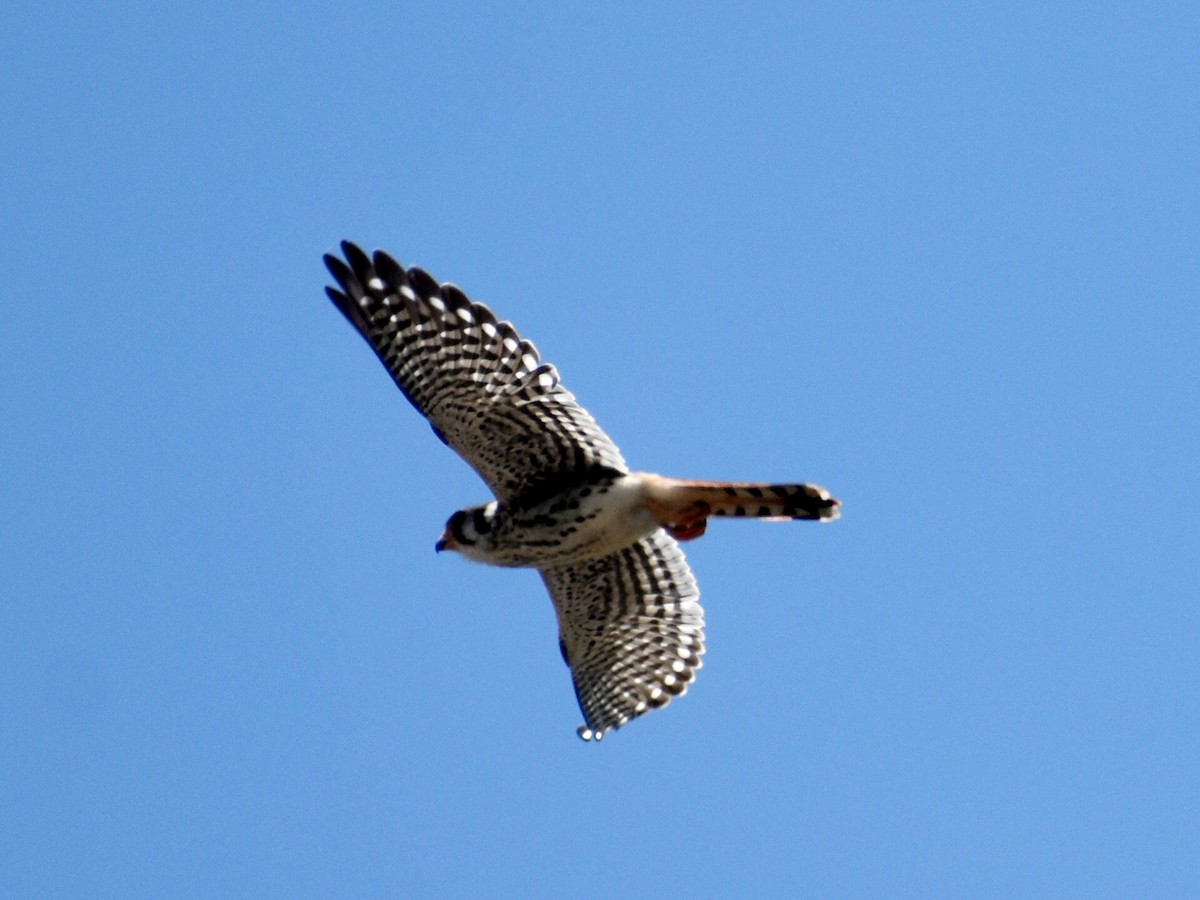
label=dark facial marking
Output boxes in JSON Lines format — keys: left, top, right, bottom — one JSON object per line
{"left": 449, "top": 510, "right": 476, "bottom": 545}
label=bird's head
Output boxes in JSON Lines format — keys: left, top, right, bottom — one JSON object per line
{"left": 435, "top": 501, "right": 500, "bottom": 560}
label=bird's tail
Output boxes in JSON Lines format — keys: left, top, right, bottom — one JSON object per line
{"left": 640, "top": 474, "right": 840, "bottom": 541}
{"left": 672, "top": 479, "right": 841, "bottom": 521}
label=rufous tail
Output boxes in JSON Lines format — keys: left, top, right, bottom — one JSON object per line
{"left": 641, "top": 475, "right": 840, "bottom": 541}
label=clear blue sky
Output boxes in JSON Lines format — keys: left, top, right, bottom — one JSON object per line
{"left": 3, "top": 3, "right": 1196, "bottom": 897}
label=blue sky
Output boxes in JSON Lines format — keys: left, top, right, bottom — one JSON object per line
{"left": 3, "top": 2, "right": 1197, "bottom": 897}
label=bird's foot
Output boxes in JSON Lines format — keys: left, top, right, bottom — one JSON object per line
{"left": 664, "top": 501, "right": 710, "bottom": 542}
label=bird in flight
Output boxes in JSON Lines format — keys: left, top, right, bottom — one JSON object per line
{"left": 325, "top": 242, "right": 840, "bottom": 740}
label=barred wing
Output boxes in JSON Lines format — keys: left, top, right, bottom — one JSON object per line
{"left": 540, "top": 529, "right": 705, "bottom": 740}
{"left": 325, "top": 242, "right": 627, "bottom": 502}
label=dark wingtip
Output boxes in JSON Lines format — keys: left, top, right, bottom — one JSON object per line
{"left": 325, "top": 283, "right": 350, "bottom": 309}
{"left": 324, "top": 252, "right": 355, "bottom": 290}
{"left": 407, "top": 266, "right": 441, "bottom": 300}
{"left": 342, "top": 241, "right": 374, "bottom": 282}
{"left": 325, "top": 285, "right": 369, "bottom": 334}
{"left": 373, "top": 249, "right": 407, "bottom": 285}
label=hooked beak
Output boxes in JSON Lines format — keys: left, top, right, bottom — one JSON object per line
{"left": 435, "top": 531, "right": 457, "bottom": 553}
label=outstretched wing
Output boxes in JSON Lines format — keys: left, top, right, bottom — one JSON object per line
{"left": 325, "top": 242, "right": 627, "bottom": 502}
{"left": 540, "top": 529, "right": 705, "bottom": 740}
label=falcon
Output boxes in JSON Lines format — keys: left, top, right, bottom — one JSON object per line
{"left": 324, "top": 241, "right": 840, "bottom": 740}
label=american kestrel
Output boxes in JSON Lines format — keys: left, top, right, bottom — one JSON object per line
{"left": 325, "top": 241, "right": 840, "bottom": 740}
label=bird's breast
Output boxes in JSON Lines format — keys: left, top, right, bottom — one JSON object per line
{"left": 484, "top": 474, "right": 659, "bottom": 568}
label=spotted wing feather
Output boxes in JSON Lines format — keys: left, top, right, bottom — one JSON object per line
{"left": 540, "top": 529, "right": 705, "bottom": 740}
{"left": 325, "top": 242, "right": 627, "bottom": 502}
